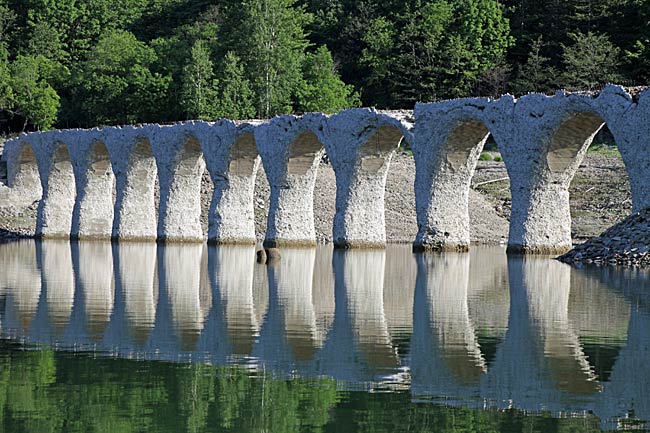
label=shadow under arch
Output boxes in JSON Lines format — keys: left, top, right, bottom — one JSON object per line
{"left": 71, "top": 139, "right": 115, "bottom": 240}
{"left": 36, "top": 142, "right": 76, "bottom": 239}
{"left": 546, "top": 111, "right": 606, "bottom": 176}
{"left": 112, "top": 136, "right": 158, "bottom": 241}
{"left": 157, "top": 135, "right": 205, "bottom": 242}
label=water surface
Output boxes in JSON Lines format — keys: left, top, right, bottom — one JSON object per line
{"left": 0, "top": 241, "right": 647, "bottom": 432}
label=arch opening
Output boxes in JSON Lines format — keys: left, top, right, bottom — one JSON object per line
{"left": 10, "top": 143, "right": 41, "bottom": 194}
{"left": 566, "top": 123, "right": 632, "bottom": 240}
{"left": 287, "top": 130, "right": 324, "bottom": 176}
{"left": 358, "top": 125, "right": 403, "bottom": 173}
{"left": 229, "top": 133, "right": 258, "bottom": 176}
{"left": 547, "top": 111, "right": 606, "bottom": 175}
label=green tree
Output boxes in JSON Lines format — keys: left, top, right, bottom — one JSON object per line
{"left": 236, "top": 0, "right": 312, "bottom": 117}
{"left": 561, "top": 31, "right": 620, "bottom": 90}
{"left": 181, "top": 39, "right": 219, "bottom": 120}
{"left": 214, "top": 51, "right": 256, "bottom": 119}
{"left": 77, "top": 29, "right": 171, "bottom": 125}
{"left": 358, "top": 0, "right": 511, "bottom": 105}
{"left": 10, "top": 55, "right": 60, "bottom": 130}
{"left": 297, "top": 45, "right": 359, "bottom": 113}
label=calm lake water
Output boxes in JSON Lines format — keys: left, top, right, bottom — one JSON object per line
{"left": 0, "top": 240, "right": 647, "bottom": 432}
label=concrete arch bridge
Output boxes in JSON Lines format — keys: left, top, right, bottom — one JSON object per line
{"left": 2, "top": 85, "right": 647, "bottom": 253}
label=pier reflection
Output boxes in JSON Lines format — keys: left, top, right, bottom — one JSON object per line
{"left": 0, "top": 241, "right": 646, "bottom": 427}
{"left": 411, "top": 253, "right": 486, "bottom": 401}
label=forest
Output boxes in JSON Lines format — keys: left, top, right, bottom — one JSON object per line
{"left": 0, "top": 0, "right": 647, "bottom": 131}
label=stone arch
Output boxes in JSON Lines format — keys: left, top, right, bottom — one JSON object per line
{"left": 7, "top": 142, "right": 42, "bottom": 201}
{"left": 36, "top": 142, "right": 76, "bottom": 239}
{"left": 71, "top": 139, "right": 115, "bottom": 240}
{"left": 112, "top": 137, "right": 158, "bottom": 241}
{"left": 157, "top": 135, "right": 205, "bottom": 242}
{"left": 547, "top": 111, "right": 631, "bottom": 242}
{"left": 325, "top": 119, "right": 405, "bottom": 249}
{"left": 207, "top": 131, "right": 260, "bottom": 244}
{"left": 546, "top": 111, "right": 605, "bottom": 177}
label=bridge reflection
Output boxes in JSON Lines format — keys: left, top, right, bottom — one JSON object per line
{"left": 0, "top": 241, "right": 643, "bottom": 426}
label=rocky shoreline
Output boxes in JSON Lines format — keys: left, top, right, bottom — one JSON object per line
{"left": 558, "top": 208, "right": 650, "bottom": 267}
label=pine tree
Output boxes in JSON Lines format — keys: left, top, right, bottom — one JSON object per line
{"left": 561, "top": 31, "right": 620, "bottom": 90}
{"left": 509, "top": 36, "right": 558, "bottom": 94}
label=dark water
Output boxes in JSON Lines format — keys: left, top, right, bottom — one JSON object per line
{"left": 0, "top": 240, "right": 648, "bottom": 432}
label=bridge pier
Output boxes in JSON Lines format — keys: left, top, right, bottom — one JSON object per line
{"left": 31, "top": 132, "right": 76, "bottom": 239}
{"left": 201, "top": 121, "right": 260, "bottom": 244}
{"left": 106, "top": 127, "right": 158, "bottom": 241}
{"left": 501, "top": 93, "right": 605, "bottom": 254}
{"left": 317, "top": 109, "right": 408, "bottom": 248}
{"left": 256, "top": 115, "right": 325, "bottom": 248}
{"left": 412, "top": 100, "right": 492, "bottom": 252}
{"left": 151, "top": 124, "right": 205, "bottom": 243}
{"left": 70, "top": 133, "right": 114, "bottom": 240}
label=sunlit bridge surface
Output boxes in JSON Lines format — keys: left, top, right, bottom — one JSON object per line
{"left": 0, "top": 241, "right": 648, "bottom": 432}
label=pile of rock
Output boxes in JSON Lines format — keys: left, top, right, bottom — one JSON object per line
{"left": 558, "top": 208, "right": 650, "bottom": 266}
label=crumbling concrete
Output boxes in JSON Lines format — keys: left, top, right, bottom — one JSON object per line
{"left": 105, "top": 126, "right": 158, "bottom": 241}
{"left": 71, "top": 132, "right": 114, "bottom": 240}
{"left": 413, "top": 100, "right": 493, "bottom": 252}
{"left": 150, "top": 123, "right": 206, "bottom": 242}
